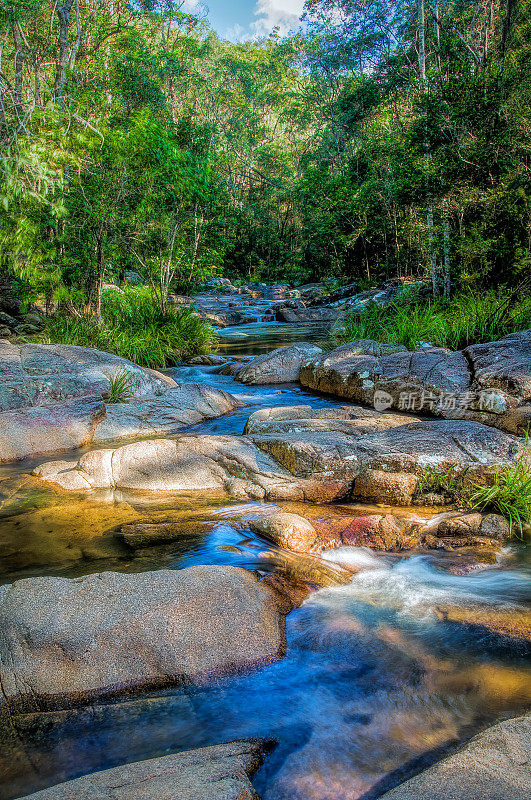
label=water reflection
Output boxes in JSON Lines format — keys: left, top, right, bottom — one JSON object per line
{"left": 216, "top": 320, "right": 331, "bottom": 356}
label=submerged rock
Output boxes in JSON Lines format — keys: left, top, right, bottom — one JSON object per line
{"left": 0, "top": 499, "right": 138, "bottom": 576}
{"left": 378, "top": 714, "right": 530, "bottom": 800}
{"left": 260, "top": 547, "right": 354, "bottom": 592}
{"left": 237, "top": 342, "right": 323, "bottom": 384}
{"left": 13, "top": 739, "right": 269, "bottom": 800}
{"left": 434, "top": 605, "right": 531, "bottom": 645}
{"left": 0, "top": 566, "right": 287, "bottom": 712}
{"left": 118, "top": 521, "right": 188, "bottom": 548}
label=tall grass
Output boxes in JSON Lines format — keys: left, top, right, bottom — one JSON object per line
{"left": 415, "top": 441, "right": 531, "bottom": 538}
{"left": 469, "top": 440, "right": 531, "bottom": 538}
{"left": 334, "top": 289, "right": 531, "bottom": 351}
{"left": 44, "top": 287, "right": 217, "bottom": 368}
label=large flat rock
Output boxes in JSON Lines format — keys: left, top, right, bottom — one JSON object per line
{"left": 0, "top": 371, "right": 239, "bottom": 461}
{"left": 0, "top": 566, "right": 286, "bottom": 712}
{"left": 92, "top": 383, "right": 239, "bottom": 444}
{"left": 14, "top": 739, "right": 268, "bottom": 800}
{"left": 243, "top": 404, "right": 421, "bottom": 435}
{"left": 0, "top": 341, "right": 175, "bottom": 412}
{"left": 378, "top": 714, "right": 530, "bottom": 800}
{"left": 33, "top": 434, "right": 348, "bottom": 500}
{"left": 33, "top": 408, "right": 524, "bottom": 505}
{"left": 300, "top": 332, "right": 531, "bottom": 431}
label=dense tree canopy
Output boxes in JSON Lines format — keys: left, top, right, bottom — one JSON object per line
{"left": 0, "top": 0, "right": 529, "bottom": 310}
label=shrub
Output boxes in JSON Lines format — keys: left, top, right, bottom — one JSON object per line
{"left": 43, "top": 288, "right": 217, "bottom": 368}
{"left": 334, "top": 289, "right": 531, "bottom": 351}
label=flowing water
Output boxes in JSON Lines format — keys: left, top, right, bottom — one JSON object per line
{"left": 0, "top": 320, "right": 529, "bottom": 800}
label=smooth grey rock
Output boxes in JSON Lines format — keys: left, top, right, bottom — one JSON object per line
{"left": 0, "top": 398, "right": 106, "bottom": 462}
{"left": 33, "top": 434, "right": 348, "bottom": 501}
{"left": 378, "top": 714, "right": 530, "bottom": 800}
{"left": 300, "top": 332, "right": 531, "bottom": 433}
{"left": 34, "top": 412, "right": 524, "bottom": 507}
{"left": 466, "top": 330, "right": 531, "bottom": 399}
{"left": 300, "top": 344, "right": 470, "bottom": 409}
{"left": 244, "top": 404, "right": 419, "bottom": 435}
{"left": 93, "top": 384, "right": 239, "bottom": 443}
{"left": 237, "top": 343, "right": 323, "bottom": 384}
{"left": 0, "top": 338, "right": 241, "bottom": 460}
{"left": 0, "top": 566, "right": 286, "bottom": 712}
{"left": 275, "top": 305, "right": 337, "bottom": 323}
{"left": 0, "top": 340, "right": 176, "bottom": 413}
{"left": 14, "top": 739, "right": 268, "bottom": 800}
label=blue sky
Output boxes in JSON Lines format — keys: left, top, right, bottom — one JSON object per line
{"left": 184, "top": 1, "right": 306, "bottom": 42}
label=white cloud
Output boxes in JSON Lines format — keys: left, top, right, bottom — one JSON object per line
{"left": 250, "top": 0, "right": 305, "bottom": 38}
{"left": 226, "top": 23, "right": 247, "bottom": 42}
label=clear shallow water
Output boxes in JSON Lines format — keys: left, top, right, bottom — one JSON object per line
{"left": 0, "top": 321, "right": 530, "bottom": 800}
{"left": 2, "top": 549, "right": 529, "bottom": 800}
{"left": 171, "top": 362, "right": 347, "bottom": 436}
{"left": 216, "top": 320, "right": 330, "bottom": 355}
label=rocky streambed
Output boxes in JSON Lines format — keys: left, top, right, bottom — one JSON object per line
{"left": 0, "top": 323, "right": 529, "bottom": 800}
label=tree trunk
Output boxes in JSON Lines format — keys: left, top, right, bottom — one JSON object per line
{"left": 418, "top": 0, "right": 426, "bottom": 91}
{"left": 427, "top": 206, "right": 438, "bottom": 296}
{"left": 443, "top": 209, "right": 451, "bottom": 297}
{"left": 53, "top": 1, "right": 75, "bottom": 106}
{"left": 12, "top": 21, "right": 25, "bottom": 124}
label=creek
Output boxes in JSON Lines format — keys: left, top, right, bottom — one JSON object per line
{"left": 0, "top": 320, "right": 529, "bottom": 800}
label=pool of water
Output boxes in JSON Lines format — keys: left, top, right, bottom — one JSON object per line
{"left": 216, "top": 320, "right": 331, "bottom": 355}
{"left": 0, "top": 321, "right": 529, "bottom": 800}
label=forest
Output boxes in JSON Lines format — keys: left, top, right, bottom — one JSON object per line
{"left": 0, "top": 0, "right": 529, "bottom": 327}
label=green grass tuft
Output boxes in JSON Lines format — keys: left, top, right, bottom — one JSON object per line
{"left": 415, "top": 441, "right": 531, "bottom": 538}
{"left": 106, "top": 368, "right": 135, "bottom": 404}
{"left": 469, "top": 440, "right": 531, "bottom": 538}
{"left": 43, "top": 287, "right": 217, "bottom": 368}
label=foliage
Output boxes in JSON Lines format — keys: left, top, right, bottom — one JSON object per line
{"left": 44, "top": 288, "right": 217, "bottom": 367}
{"left": 106, "top": 368, "right": 135, "bottom": 404}
{"left": 0, "top": 0, "right": 530, "bottom": 328}
{"left": 469, "top": 443, "right": 531, "bottom": 538}
{"left": 334, "top": 289, "right": 531, "bottom": 351}
{"left": 416, "top": 443, "right": 531, "bottom": 539}
{"left": 416, "top": 465, "right": 471, "bottom": 503}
